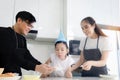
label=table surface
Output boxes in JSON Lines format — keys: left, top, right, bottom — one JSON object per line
{"left": 40, "top": 77, "right": 118, "bottom": 80}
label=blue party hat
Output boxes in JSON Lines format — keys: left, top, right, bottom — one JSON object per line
{"left": 55, "top": 31, "right": 67, "bottom": 43}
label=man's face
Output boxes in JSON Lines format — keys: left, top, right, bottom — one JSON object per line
{"left": 17, "top": 18, "right": 33, "bottom": 35}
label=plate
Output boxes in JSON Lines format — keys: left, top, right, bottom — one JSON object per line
{"left": 0, "top": 76, "right": 21, "bottom": 80}
{"left": 99, "top": 74, "right": 117, "bottom": 79}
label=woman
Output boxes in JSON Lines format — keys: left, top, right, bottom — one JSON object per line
{"left": 66, "top": 17, "right": 111, "bottom": 77}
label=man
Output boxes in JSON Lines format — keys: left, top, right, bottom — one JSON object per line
{"left": 0, "top": 11, "right": 54, "bottom": 75}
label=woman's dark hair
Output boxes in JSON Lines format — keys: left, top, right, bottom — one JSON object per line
{"left": 55, "top": 41, "right": 69, "bottom": 55}
{"left": 16, "top": 11, "right": 36, "bottom": 24}
{"left": 81, "top": 17, "right": 107, "bottom": 37}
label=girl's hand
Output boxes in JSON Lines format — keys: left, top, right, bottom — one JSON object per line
{"left": 65, "top": 67, "right": 72, "bottom": 78}
{"left": 82, "top": 61, "right": 93, "bottom": 71}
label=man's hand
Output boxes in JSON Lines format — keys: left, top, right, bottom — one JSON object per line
{"left": 35, "top": 64, "right": 55, "bottom": 74}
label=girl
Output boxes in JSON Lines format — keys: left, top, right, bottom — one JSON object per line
{"left": 66, "top": 17, "right": 111, "bottom": 77}
{"left": 41, "top": 32, "right": 74, "bottom": 78}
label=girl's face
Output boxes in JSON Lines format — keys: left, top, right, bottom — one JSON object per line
{"left": 55, "top": 43, "right": 69, "bottom": 60}
{"left": 81, "top": 21, "right": 95, "bottom": 38}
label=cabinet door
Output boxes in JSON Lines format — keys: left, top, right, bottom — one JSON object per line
{"left": 67, "top": 0, "right": 120, "bottom": 38}
{"left": 0, "top": 0, "right": 14, "bottom": 27}
{"left": 13, "top": 0, "right": 39, "bottom": 27}
{"left": 37, "top": 0, "right": 62, "bottom": 39}
{"left": 14, "top": 0, "right": 63, "bottom": 39}
{"left": 111, "top": 0, "right": 120, "bottom": 26}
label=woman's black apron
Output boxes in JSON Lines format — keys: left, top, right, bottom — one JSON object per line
{"left": 81, "top": 37, "right": 108, "bottom": 77}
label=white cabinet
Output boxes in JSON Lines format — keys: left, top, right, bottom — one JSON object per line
{"left": 13, "top": 0, "right": 39, "bottom": 27}
{"left": 37, "top": 0, "right": 63, "bottom": 39}
{"left": 0, "top": 0, "right": 14, "bottom": 27}
{"left": 67, "top": 0, "right": 120, "bottom": 38}
{"left": 14, "top": 0, "right": 63, "bottom": 40}
{"left": 111, "top": 0, "right": 120, "bottom": 26}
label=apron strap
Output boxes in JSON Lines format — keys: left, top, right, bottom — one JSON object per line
{"left": 97, "top": 36, "right": 100, "bottom": 49}
{"left": 83, "top": 36, "right": 100, "bottom": 49}
{"left": 83, "top": 37, "right": 88, "bottom": 50}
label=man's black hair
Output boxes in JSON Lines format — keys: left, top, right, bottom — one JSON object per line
{"left": 16, "top": 11, "right": 36, "bottom": 23}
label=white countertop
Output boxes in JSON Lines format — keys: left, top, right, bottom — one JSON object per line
{"left": 40, "top": 77, "right": 118, "bottom": 80}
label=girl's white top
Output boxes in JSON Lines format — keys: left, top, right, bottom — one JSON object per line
{"left": 50, "top": 54, "right": 75, "bottom": 77}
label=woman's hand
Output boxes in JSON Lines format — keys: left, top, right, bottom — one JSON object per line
{"left": 82, "top": 61, "right": 93, "bottom": 71}
{"left": 65, "top": 67, "right": 72, "bottom": 78}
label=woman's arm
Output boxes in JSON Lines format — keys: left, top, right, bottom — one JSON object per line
{"left": 82, "top": 51, "right": 109, "bottom": 70}
{"left": 71, "top": 51, "right": 85, "bottom": 71}
{"left": 92, "top": 51, "right": 109, "bottom": 66}
{"left": 65, "top": 51, "right": 85, "bottom": 78}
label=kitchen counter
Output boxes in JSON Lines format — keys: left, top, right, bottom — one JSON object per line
{"left": 21, "top": 74, "right": 118, "bottom": 80}
{"left": 40, "top": 77, "right": 118, "bottom": 80}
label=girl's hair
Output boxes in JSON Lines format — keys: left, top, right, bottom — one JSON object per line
{"left": 55, "top": 41, "right": 68, "bottom": 49}
{"left": 81, "top": 17, "right": 107, "bottom": 37}
{"left": 55, "top": 41, "right": 69, "bottom": 55}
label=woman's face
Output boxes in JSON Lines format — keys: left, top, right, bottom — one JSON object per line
{"left": 55, "top": 43, "right": 68, "bottom": 60}
{"left": 81, "top": 21, "right": 95, "bottom": 37}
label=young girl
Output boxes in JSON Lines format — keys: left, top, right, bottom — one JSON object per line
{"left": 41, "top": 32, "right": 74, "bottom": 77}
{"left": 66, "top": 17, "right": 111, "bottom": 77}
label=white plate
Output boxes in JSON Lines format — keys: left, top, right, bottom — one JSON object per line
{"left": 0, "top": 76, "right": 21, "bottom": 80}
{"left": 99, "top": 74, "right": 117, "bottom": 79}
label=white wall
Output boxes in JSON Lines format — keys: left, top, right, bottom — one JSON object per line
{"left": 103, "top": 30, "right": 119, "bottom": 75}
{"left": 27, "top": 40, "right": 54, "bottom": 63}
{"left": 0, "top": 0, "right": 14, "bottom": 27}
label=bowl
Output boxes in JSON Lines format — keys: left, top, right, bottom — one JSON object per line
{"left": 22, "top": 75, "right": 40, "bottom": 80}
{"left": 0, "top": 68, "right": 4, "bottom": 74}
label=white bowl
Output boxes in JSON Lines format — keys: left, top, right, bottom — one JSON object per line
{"left": 0, "top": 68, "right": 4, "bottom": 74}
{"left": 0, "top": 76, "right": 21, "bottom": 80}
{"left": 22, "top": 75, "right": 40, "bottom": 80}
